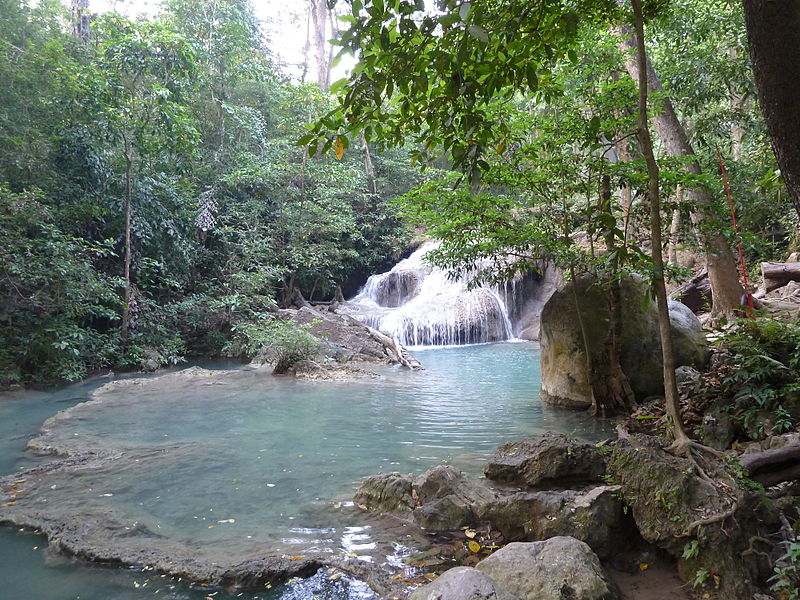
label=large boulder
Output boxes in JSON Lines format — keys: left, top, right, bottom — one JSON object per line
{"left": 483, "top": 433, "right": 605, "bottom": 488}
{"left": 480, "top": 486, "right": 630, "bottom": 559}
{"left": 353, "top": 473, "right": 415, "bottom": 517}
{"left": 412, "top": 465, "right": 497, "bottom": 531}
{"left": 409, "top": 567, "right": 515, "bottom": 600}
{"left": 475, "top": 537, "right": 619, "bottom": 600}
{"left": 540, "top": 274, "right": 709, "bottom": 409}
{"left": 353, "top": 466, "right": 497, "bottom": 531}
{"left": 607, "top": 434, "right": 778, "bottom": 599}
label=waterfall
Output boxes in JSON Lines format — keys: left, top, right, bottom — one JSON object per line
{"left": 342, "top": 242, "right": 515, "bottom": 347}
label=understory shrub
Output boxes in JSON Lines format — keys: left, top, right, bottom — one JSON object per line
{"left": 224, "top": 317, "right": 323, "bottom": 374}
{"left": 692, "top": 317, "right": 800, "bottom": 440}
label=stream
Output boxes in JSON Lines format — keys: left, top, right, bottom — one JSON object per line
{"left": 0, "top": 343, "right": 611, "bottom": 599}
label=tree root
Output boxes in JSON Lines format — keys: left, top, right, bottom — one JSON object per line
{"left": 685, "top": 498, "right": 738, "bottom": 536}
{"left": 740, "top": 535, "right": 773, "bottom": 562}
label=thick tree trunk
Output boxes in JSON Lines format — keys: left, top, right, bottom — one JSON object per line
{"left": 121, "top": 132, "right": 133, "bottom": 341}
{"left": 617, "top": 27, "right": 743, "bottom": 316}
{"left": 631, "top": 0, "right": 689, "bottom": 446}
{"left": 742, "top": 0, "right": 800, "bottom": 220}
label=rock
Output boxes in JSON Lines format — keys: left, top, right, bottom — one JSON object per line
{"left": 674, "top": 365, "right": 700, "bottom": 384}
{"left": 409, "top": 567, "right": 515, "bottom": 600}
{"left": 291, "top": 360, "right": 326, "bottom": 377}
{"left": 475, "top": 537, "right": 619, "bottom": 600}
{"left": 286, "top": 307, "right": 389, "bottom": 362}
{"left": 607, "top": 434, "right": 778, "bottom": 599}
{"left": 540, "top": 274, "right": 709, "bottom": 409}
{"left": 412, "top": 466, "right": 496, "bottom": 531}
{"left": 667, "top": 300, "right": 708, "bottom": 369}
{"left": 480, "top": 486, "right": 630, "bottom": 559}
{"left": 484, "top": 433, "right": 606, "bottom": 488}
{"left": 496, "top": 263, "right": 564, "bottom": 341}
{"left": 353, "top": 473, "right": 415, "bottom": 517}
{"left": 699, "top": 401, "right": 736, "bottom": 451}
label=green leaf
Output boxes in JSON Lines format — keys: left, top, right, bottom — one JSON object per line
{"left": 467, "top": 25, "right": 489, "bottom": 43}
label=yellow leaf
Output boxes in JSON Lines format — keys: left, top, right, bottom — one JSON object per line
{"left": 468, "top": 540, "right": 481, "bottom": 553}
{"left": 357, "top": 504, "right": 368, "bottom": 510}
{"left": 639, "top": 563, "right": 649, "bottom": 571}
{"left": 334, "top": 137, "right": 345, "bottom": 160}
{"left": 333, "top": 503, "right": 342, "bottom": 509}
{"left": 496, "top": 140, "right": 506, "bottom": 154}
{"left": 288, "top": 556, "right": 305, "bottom": 561}
{"left": 464, "top": 529, "right": 477, "bottom": 539}
{"left": 329, "top": 572, "right": 343, "bottom": 581}
{"left": 344, "top": 552, "right": 358, "bottom": 558}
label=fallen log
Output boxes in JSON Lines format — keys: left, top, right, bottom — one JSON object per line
{"left": 670, "top": 268, "right": 712, "bottom": 313}
{"left": 761, "top": 261, "right": 800, "bottom": 293}
{"left": 740, "top": 443, "right": 800, "bottom": 486}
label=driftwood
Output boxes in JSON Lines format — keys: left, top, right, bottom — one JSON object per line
{"left": 366, "top": 326, "right": 424, "bottom": 371}
{"left": 761, "top": 261, "right": 800, "bottom": 293}
{"left": 740, "top": 443, "right": 800, "bottom": 486}
{"left": 671, "top": 269, "right": 712, "bottom": 313}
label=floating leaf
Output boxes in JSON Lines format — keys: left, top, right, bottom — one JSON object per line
{"left": 329, "top": 572, "right": 343, "bottom": 581}
{"left": 344, "top": 552, "right": 359, "bottom": 558}
{"left": 467, "top": 540, "right": 481, "bottom": 553}
{"left": 357, "top": 504, "right": 368, "bottom": 510}
{"left": 333, "top": 502, "right": 342, "bottom": 509}
{"left": 217, "top": 519, "right": 235, "bottom": 524}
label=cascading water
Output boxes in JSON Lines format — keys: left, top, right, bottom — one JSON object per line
{"left": 342, "top": 242, "right": 515, "bottom": 347}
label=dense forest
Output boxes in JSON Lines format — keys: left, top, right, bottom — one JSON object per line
{"left": 2, "top": 0, "right": 797, "bottom": 389}
{"left": 2, "top": 1, "right": 800, "bottom": 599}
{"left": 0, "top": 0, "right": 427, "bottom": 385}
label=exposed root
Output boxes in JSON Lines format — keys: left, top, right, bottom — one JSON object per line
{"left": 685, "top": 498, "right": 738, "bottom": 536}
{"left": 740, "top": 536, "right": 774, "bottom": 562}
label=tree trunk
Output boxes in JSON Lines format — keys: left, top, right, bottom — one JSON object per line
{"left": 742, "top": 0, "right": 800, "bottom": 220}
{"left": 121, "top": 131, "right": 133, "bottom": 341}
{"left": 631, "top": 0, "right": 689, "bottom": 447}
{"left": 311, "top": 0, "right": 331, "bottom": 91}
{"left": 728, "top": 48, "right": 746, "bottom": 161}
{"left": 71, "top": 0, "right": 90, "bottom": 44}
{"left": 592, "top": 175, "right": 636, "bottom": 417}
{"left": 360, "top": 130, "right": 378, "bottom": 195}
{"left": 668, "top": 184, "right": 682, "bottom": 267}
{"left": 617, "top": 26, "right": 743, "bottom": 316}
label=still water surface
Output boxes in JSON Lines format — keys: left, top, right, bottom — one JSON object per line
{"left": 0, "top": 343, "right": 609, "bottom": 599}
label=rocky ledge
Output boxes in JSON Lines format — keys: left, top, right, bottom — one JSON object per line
{"left": 355, "top": 431, "right": 793, "bottom": 600}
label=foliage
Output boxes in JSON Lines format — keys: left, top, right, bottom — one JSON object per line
{"left": 224, "top": 317, "right": 323, "bottom": 373}
{"left": 0, "top": 0, "right": 413, "bottom": 385}
{"left": 770, "top": 531, "right": 800, "bottom": 600}
{"left": 691, "top": 317, "right": 800, "bottom": 439}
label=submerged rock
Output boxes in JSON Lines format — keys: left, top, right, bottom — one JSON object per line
{"left": 483, "top": 433, "right": 606, "bottom": 488}
{"left": 539, "top": 275, "right": 709, "bottom": 409}
{"left": 409, "top": 566, "right": 514, "bottom": 600}
{"left": 474, "top": 537, "right": 619, "bottom": 600}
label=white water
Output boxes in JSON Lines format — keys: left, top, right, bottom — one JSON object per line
{"left": 342, "top": 242, "right": 515, "bottom": 347}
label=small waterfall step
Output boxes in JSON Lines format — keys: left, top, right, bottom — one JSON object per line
{"left": 342, "top": 241, "right": 515, "bottom": 348}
